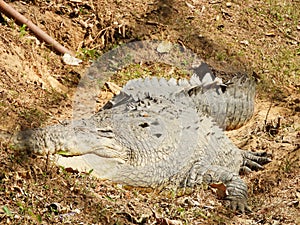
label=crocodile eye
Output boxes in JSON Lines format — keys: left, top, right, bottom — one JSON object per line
{"left": 139, "top": 122, "right": 149, "bottom": 128}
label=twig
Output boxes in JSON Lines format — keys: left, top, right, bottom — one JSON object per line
{"left": 264, "top": 99, "right": 273, "bottom": 125}
{"left": 0, "top": 0, "right": 73, "bottom": 55}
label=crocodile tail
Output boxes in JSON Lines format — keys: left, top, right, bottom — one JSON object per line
{"left": 222, "top": 75, "right": 256, "bottom": 130}
{"left": 190, "top": 65, "right": 256, "bottom": 130}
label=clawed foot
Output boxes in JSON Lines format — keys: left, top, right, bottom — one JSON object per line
{"left": 225, "top": 176, "right": 250, "bottom": 213}
{"left": 240, "top": 151, "right": 272, "bottom": 173}
{"left": 226, "top": 196, "right": 251, "bottom": 213}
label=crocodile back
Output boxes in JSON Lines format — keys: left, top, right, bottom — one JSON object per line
{"left": 104, "top": 64, "right": 256, "bottom": 130}
{"left": 90, "top": 95, "right": 243, "bottom": 187}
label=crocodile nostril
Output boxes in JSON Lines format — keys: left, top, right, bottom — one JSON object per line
{"left": 139, "top": 122, "right": 149, "bottom": 128}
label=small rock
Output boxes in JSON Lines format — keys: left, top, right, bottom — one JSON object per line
{"left": 14, "top": 215, "right": 20, "bottom": 219}
{"left": 226, "top": 2, "right": 232, "bottom": 7}
{"left": 62, "top": 53, "right": 82, "bottom": 66}
{"left": 240, "top": 40, "right": 249, "bottom": 45}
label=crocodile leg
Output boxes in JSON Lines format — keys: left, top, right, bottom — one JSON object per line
{"left": 184, "top": 162, "right": 249, "bottom": 212}
{"left": 240, "top": 151, "right": 272, "bottom": 173}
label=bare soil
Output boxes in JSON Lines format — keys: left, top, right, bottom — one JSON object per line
{"left": 0, "top": 0, "right": 299, "bottom": 224}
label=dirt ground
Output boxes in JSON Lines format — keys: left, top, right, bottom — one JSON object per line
{"left": 0, "top": 0, "right": 299, "bottom": 224}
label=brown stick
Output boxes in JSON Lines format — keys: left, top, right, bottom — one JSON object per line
{"left": 0, "top": 0, "right": 74, "bottom": 55}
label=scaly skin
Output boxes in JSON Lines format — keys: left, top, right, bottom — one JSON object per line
{"left": 105, "top": 63, "right": 256, "bottom": 131}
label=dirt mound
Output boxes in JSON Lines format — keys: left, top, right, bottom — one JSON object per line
{"left": 0, "top": 0, "right": 299, "bottom": 224}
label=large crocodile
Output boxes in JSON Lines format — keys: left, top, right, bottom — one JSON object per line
{"left": 13, "top": 63, "right": 270, "bottom": 212}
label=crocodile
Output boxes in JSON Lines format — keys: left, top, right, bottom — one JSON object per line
{"left": 13, "top": 63, "right": 271, "bottom": 212}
